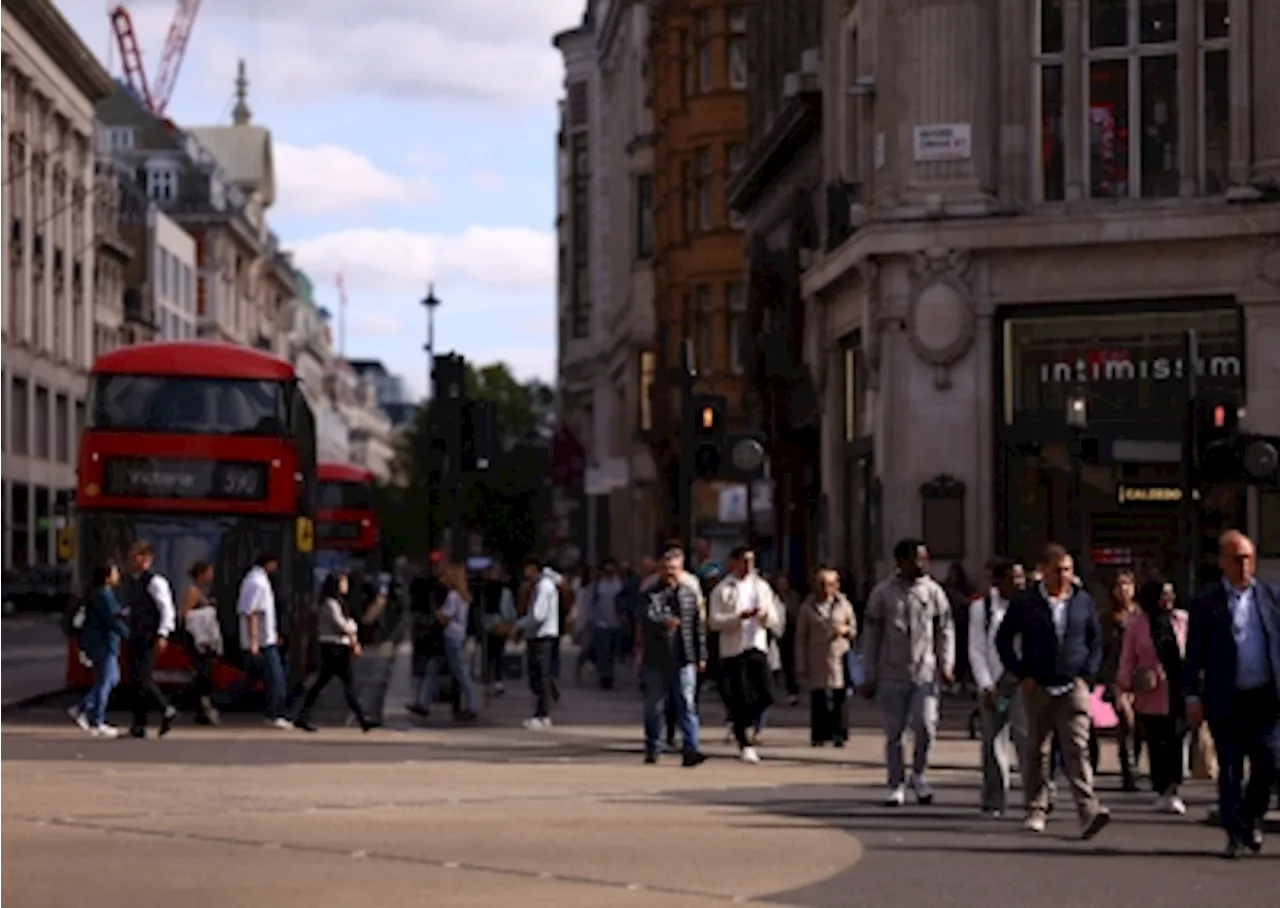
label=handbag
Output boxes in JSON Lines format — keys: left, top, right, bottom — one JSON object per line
{"left": 1191, "top": 724, "right": 1219, "bottom": 780}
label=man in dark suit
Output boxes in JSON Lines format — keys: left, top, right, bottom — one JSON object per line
{"left": 996, "top": 542, "right": 1110, "bottom": 840}
{"left": 1183, "top": 530, "right": 1280, "bottom": 859}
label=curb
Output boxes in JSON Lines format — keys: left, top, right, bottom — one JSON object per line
{"left": 2, "top": 685, "right": 74, "bottom": 711}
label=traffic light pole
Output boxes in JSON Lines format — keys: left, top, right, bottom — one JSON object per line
{"left": 678, "top": 340, "right": 696, "bottom": 555}
{"left": 1180, "top": 330, "right": 1199, "bottom": 596}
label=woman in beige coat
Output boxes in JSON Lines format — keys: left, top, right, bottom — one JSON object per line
{"left": 796, "top": 567, "right": 857, "bottom": 747}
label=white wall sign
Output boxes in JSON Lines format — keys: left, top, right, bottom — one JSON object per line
{"left": 717, "top": 486, "right": 748, "bottom": 525}
{"left": 913, "top": 123, "right": 972, "bottom": 162}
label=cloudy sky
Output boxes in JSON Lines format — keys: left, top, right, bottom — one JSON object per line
{"left": 55, "top": 0, "right": 585, "bottom": 396}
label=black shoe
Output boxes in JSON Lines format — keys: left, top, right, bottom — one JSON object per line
{"left": 833, "top": 738, "right": 846, "bottom": 748}
{"left": 1245, "top": 828, "right": 1264, "bottom": 854}
{"left": 644, "top": 753, "right": 658, "bottom": 764}
{"left": 405, "top": 703, "right": 428, "bottom": 718}
{"left": 360, "top": 720, "right": 381, "bottom": 733}
{"left": 1081, "top": 808, "right": 1112, "bottom": 841}
{"left": 665, "top": 736, "right": 676, "bottom": 749}
{"left": 159, "top": 707, "right": 177, "bottom": 738}
{"left": 294, "top": 719, "right": 318, "bottom": 732}
{"left": 810, "top": 741, "right": 824, "bottom": 747}
{"left": 129, "top": 727, "right": 146, "bottom": 739}
{"left": 455, "top": 710, "right": 478, "bottom": 722}
{"left": 682, "top": 752, "right": 706, "bottom": 768}
{"left": 1222, "top": 838, "right": 1245, "bottom": 860}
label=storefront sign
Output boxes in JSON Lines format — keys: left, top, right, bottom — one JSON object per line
{"left": 913, "top": 123, "right": 971, "bottom": 162}
{"left": 1005, "top": 308, "right": 1243, "bottom": 423}
{"left": 1116, "top": 484, "right": 1202, "bottom": 505}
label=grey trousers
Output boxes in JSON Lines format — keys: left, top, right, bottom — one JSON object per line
{"left": 979, "top": 689, "right": 1027, "bottom": 812}
{"left": 879, "top": 680, "right": 939, "bottom": 788}
{"left": 1023, "top": 683, "right": 1101, "bottom": 822}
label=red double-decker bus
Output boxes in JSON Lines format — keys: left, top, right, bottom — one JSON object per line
{"left": 68, "top": 341, "right": 317, "bottom": 691}
{"left": 316, "top": 462, "right": 379, "bottom": 559}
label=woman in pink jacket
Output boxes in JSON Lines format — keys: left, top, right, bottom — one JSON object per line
{"left": 1117, "top": 578, "right": 1189, "bottom": 815}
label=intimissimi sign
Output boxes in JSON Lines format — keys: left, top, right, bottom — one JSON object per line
{"left": 1039, "top": 351, "right": 1242, "bottom": 384}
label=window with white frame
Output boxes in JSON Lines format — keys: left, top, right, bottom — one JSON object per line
{"left": 1034, "top": 1, "right": 1228, "bottom": 202}
{"left": 145, "top": 160, "right": 177, "bottom": 201}
{"left": 727, "top": 7, "right": 747, "bottom": 90}
{"left": 696, "top": 147, "right": 712, "bottom": 230}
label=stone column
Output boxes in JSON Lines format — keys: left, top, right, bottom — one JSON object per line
{"left": 1177, "top": 0, "right": 1197, "bottom": 196}
{"left": 1227, "top": 0, "right": 1252, "bottom": 186}
{"left": 1251, "top": 0, "right": 1280, "bottom": 183}
{"left": 1062, "top": 0, "right": 1084, "bottom": 201}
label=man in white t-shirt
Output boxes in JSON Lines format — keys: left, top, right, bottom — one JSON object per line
{"left": 236, "top": 552, "right": 289, "bottom": 728}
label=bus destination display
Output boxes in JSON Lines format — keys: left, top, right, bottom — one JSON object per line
{"left": 103, "top": 458, "right": 269, "bottom": 501}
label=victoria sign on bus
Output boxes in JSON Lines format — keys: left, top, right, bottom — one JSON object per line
{"left": 103, "top": 458, "right": 268, "bottom": 501}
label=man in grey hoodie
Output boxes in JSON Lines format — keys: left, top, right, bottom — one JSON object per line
{"left": 863, "top": 538, "right": 955, "bottom": 806}
{"left": 518, "top": 555, "right": 562, "bottom": 729}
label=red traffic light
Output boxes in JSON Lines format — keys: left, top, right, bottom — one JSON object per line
{"left": 1213, "top": 404, "right": 1226, "bottom": 429}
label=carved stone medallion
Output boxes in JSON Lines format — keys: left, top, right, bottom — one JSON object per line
{"left": 907, "top": 247, "right": 975, "bottom": 390}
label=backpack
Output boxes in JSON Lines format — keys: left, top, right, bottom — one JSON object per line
{"left": 62, "top": 596, "right": 87, "bottom": 638}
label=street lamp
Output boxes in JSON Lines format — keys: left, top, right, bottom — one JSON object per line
{"left": 421, "top": 283, "right": 441, "bottom": 397}
{"left": 1065, "top": 388, "right": 1088, "bottom": 564}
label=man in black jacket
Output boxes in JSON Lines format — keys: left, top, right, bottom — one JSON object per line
{"left": 997, "top": 542, "right": 1110, "bottom": 839}
{"left": 122, "top": 541, "right": 179, "bottom": 738}
{"left": 640, "top": 546, "right": 707, "bottom": 766}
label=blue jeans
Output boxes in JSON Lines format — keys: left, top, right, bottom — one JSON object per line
{"left": 643, "top": 664, "right": 699, "bottom": 757}
{"left": 592, "top": 627, "right": 618, "bottom": 683}
{"left": 79, "top": 647, "right": 119, "bottom": 727}
{"left": 253, "top": 645, "right": 287, "bottom": 720}
{"left": 418, "top": 635, "right": 475, "bottom": 713}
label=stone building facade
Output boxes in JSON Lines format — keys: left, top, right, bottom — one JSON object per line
{"left": 1, "top": 0, "right": 116, "bottom": 571}
{"left": 801, "top": 0, "right": 1280, "bottom": 592}
{"left": 647, "top": 0, "right": 751, "bottom": 548}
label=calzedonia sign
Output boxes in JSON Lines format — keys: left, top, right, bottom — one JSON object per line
{"left": 103, "top": 458, "right": 268, "bottom": 502}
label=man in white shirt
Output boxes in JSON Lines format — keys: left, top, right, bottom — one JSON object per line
{"left": 236, "top": 552, "right": 289, "bottom": 728}
{"left": 969, "top": 559, "right": 1028, "bottom": 816}
{"left": 708, "top": 546, "right": 777, "bottom": 764}
{"left": 122, "top": 541, "right": 179, "bottom": 739}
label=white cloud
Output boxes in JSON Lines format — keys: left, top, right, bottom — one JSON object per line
{"left": 470, "top": 170, "right": 505, "bottom": 191}
{"left": 287, "top": 226, "right": 555, "bottom": 297}
{"left": 273, "top": 143, "right": 434, "bottom": 216}
{"left": 63, "top": 0, "right": 585, "bottom": 107}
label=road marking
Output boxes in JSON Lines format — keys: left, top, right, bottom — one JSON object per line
{"left": 625, "top": 883, "right": 643, "bottom": 891}
{"left": 538, "top": 872, "right": 554, "bottom": 880}
{"left": 443, "top": 861, "right": 460, "bottom": 869}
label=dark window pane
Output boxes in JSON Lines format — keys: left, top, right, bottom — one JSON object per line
{"left": 318, "top": 480, "right": 372, "bottom": 510}
{"left": 90, "top": 376, "right": 289, "bottom": 435}
{"left": 1139, "top": 0, "right": 1177, "bottom": 43}
{"left": 1140, "top": 55, "right": 1179, "bottom": 197}
{"left": 1040, "top": 0, "right": 1064, "bottom": 53}
{"left": 1089, "top": 0, "right": 1128, "bottom": 48}
{"left": 1041, "top": 64, "right": 1066, "bottom": 201}
{"left": 1203, "top": 49, "right": 1230, "bottom": 194}
{"left": 1203, "top": 0, "right": 1229, "bottom": 39}
{"left": 1089, "top": 59, "right": 1131, "bottom": 198}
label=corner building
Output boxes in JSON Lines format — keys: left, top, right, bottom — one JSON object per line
{"left": 648, "top": 0, "right": 751, "bottom": 543}
{"left": 801, "top": 0, "right": 1280, "bottom": 591}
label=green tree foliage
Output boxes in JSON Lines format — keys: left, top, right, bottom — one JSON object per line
{"left": 375, "top": 361, "right": 553, "bottom": 569}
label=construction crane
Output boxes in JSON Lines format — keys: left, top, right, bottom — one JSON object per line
{"left": 334, "top": 272, "right": 348, "bottom": 358}
{"left": 109, "top": 1, "right": 203, "bottom": 117}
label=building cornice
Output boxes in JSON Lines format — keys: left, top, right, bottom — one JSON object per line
{"left": 727, "top": 89, "right": 821, "bottom": 216}
{"left": 802, "top": 202, "right": 1280, "bottom": 301}
{"left": 4, "top": 0, "right": 115, "bottom": 101}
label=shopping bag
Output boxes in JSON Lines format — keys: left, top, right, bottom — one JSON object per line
{"left": 1191, "top": 724, "right": 1219, "bottom": 780}
{"left": 1088, "top": 685, "right": 1119, "bottom": 729}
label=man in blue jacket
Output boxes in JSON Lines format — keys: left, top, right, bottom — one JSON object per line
{"left": 1182, "top": 530, "right": 1280, "bottom": 859}
{"left": 997, "top": 542, "right": 1110, "bottom": 839}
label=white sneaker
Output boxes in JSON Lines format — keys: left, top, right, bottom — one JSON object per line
{"left": 67, "top": 706, "right": 90, "bottom": 732}
{"left": 1024, "top": 814, "right": 1047, "bottom": 833}
{"left": 91, "top": 725, "right": 119, "bottom": 739}
{"left": 911, "top": 775, "right": 936, "bottom": 805}
{"left": 739, "top": 746, "right": 761, "bottom": 764}
{"left": 523, "top": 717, "right": 547, "bottom": 730}
{"left": 1155, "top": 795, "right": 1187, "bottom": 815}
{"left": 885, "top": 786, "right": 906, "bottom": 807}
{"left": 267, "top": 718, "right": 292, "bottom": 730}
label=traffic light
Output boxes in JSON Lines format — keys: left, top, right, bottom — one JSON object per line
{"left": 1192, "top": 393, "right": 1241, "bottom": 483}
{"left": 431, "top": 353, "right": 466, "bottom": 403}
{"left": 468, "top": 399, "right": 496, "bottom": 471}
{"left": 689, "top": 394, "right": 727, "bottom": 479}
{"left": 720, "top": 433, "right": 768, "bottom": 482}
{"left": 1191, "top": 393, "right": 1280, "bottom": 486}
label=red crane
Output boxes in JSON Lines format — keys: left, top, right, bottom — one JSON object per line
{"left": 109, "top": 1, "right": 203, "bottom": 117}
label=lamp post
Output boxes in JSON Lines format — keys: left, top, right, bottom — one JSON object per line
{"left": 421, "top": 284, "right": 441, "bottom": 556}
{"left": 1065, "top": 389, "right": 1089, "bottom": 566}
